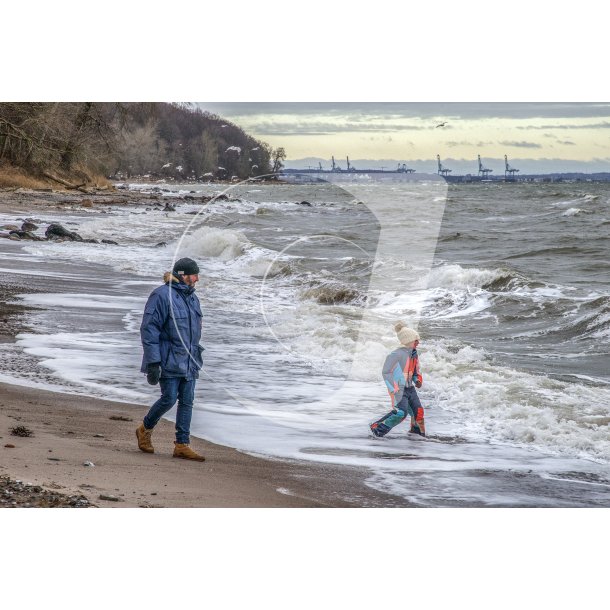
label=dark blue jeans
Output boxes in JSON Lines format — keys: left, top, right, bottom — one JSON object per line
{"left": 143, "top": 377, "right": 196, "bottom": 444}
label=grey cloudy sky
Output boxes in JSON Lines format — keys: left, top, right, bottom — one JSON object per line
{"left": 201, "top": 103, "right": 610, "bottom": 120}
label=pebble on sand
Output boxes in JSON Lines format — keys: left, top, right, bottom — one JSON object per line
{"left": 99, "top": 494, "right": 120, "bottom": 502}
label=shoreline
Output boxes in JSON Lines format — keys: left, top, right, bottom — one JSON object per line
{"left": 0, "top": 380, "right": 407, "bottom": 508}
{"left": 0, "top": 189, "right": 405, "bottom": 508}
{"left": 3, "top": 183, "right": 609, "bottom": 508}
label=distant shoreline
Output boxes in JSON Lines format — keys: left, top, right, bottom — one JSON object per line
{"left": 281, "top": 169, "right": 610, "bottom": 183}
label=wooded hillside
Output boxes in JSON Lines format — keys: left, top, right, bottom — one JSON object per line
{"left": 0, "top": 102, "right": 281, "bottom": 186}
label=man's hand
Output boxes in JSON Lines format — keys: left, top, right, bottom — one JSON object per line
{"left": 415, "top": 380, "right": 422, "bottom": 388}
{"left": 147, "top": 363, "right": 161, "bottom": 385}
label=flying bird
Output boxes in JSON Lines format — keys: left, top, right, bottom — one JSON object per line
{"left": 435, "top": 121, "right": 448, "bottom": 128}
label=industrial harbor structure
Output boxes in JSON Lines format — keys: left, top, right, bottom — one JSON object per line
{"left": 284, "top": 154, "right": 524, "bottom": 182}
{"left": 283, "top": 155, "right": 610, "bottom": 182}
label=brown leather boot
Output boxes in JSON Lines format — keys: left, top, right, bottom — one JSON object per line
{"left": 136, "top": 423, "right": 154, "bottom": 453}
{"left": 173, "top": 442, "right": 205, "bottom": 461}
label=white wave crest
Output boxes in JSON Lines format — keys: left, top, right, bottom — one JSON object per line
{"left": 177, "top": 226, "right": 249, "bottom": 261}
{"left": 243, "top": 257, "right": 289, "bottom": 278}
{"left": 427, "top": 264, "right": 510, "bottom": 290}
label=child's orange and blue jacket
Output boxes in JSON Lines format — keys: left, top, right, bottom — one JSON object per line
{"left": 382, "top": 346, "right": 422, "bottom": 408}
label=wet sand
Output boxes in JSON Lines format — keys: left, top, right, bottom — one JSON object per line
{"left": 0, "top": 380, "right": 410, "bottom": 507}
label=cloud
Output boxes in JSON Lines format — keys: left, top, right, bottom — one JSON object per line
{"left": 446, "top": 140, "right": 493, "bottom": 147}
{"left": 250, "top": 121, "right": 428, "bottom": 136}
{"left": 517, "top": 121, "right": 610, "bottom": 130}
{"left": 199, "top": 102, "right": 610, "bottom": 121}
{"left": 499, "top": 140, "right": 543, "bottom": 149}
{"left": 558, "top": 140, "right": 576, "bottom": 145}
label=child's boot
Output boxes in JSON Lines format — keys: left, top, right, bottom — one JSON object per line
{"left": 370, "top": 409, "right": 405, "bottom": 438}
{"left": 409, "top": 414, "right": 426, "bottom": 436}
{"left": 370, "top": 421, "right": 391, "bottom": 437}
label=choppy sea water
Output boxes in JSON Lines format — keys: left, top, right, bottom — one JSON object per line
{"left": 1, "top": 176, "right": 609, "bottom": 506}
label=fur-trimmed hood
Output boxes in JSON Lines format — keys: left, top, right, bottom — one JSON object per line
{"left": 162, "top": 272, "right": 196, "bottom": 296}
{"left": 163, "top": 272, "right": 181, "bottom": 283}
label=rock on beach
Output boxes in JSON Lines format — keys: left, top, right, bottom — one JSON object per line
{"left": 45, "top": 223, "right": 84, "bottom": 242}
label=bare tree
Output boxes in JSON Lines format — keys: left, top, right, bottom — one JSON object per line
{"left": 271, "top": 147, "right": 286, "bottom": 174}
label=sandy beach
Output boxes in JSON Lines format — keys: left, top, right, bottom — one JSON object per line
{"left": 0, "top": 380, "right": 407, "bottom": 508}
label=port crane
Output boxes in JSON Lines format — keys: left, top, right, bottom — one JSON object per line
{"left": 331, "top": 155, "right": 343, "bottom": 172}
{"left": 397, "top": 162, "right": 415, "bottom": 174}
{"left": 437, "top": 154, "right": 452, "bottom": 177}
{"left": 478, "top": 155, "right": 493, "bottom": 179}
{"left": 346, "top": 156, "right": 357, "bottom": 172}
{"left": 504, "top": 155, "right": 519, "bottom": 181}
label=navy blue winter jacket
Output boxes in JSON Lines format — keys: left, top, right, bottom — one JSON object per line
{"left": 140, "top": 277, "right": 204, "bottom": 380}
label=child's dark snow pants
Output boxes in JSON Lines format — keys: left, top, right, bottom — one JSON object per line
{"left": 371, "top": 386, "right": 425, "bottom": 437}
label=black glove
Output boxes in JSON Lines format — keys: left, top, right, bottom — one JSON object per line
{"left": 146, "top": 363, "right": 161, "bottom": 385}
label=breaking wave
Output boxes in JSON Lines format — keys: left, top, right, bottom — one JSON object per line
{"left": 301, "top": 282, "right": 365, "bottom": 305}
{"left": 562, "top": 207, "right": 591, "bottom": 217}
{"left": 428, "top": 264, "right": 520, "bottom": 291}
{"left": 177, "top": 226, "right": 249, "bottom": 261}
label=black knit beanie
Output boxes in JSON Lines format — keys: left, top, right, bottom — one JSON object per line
{"left": 173, "top": 257, "right": 200, "bottom": 276}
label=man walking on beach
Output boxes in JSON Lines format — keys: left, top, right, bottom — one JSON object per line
{"left": 136, "top": 257, "right": 206, "bottom": 461}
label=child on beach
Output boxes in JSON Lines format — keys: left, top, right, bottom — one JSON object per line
{"left": 370, "top": 322, "right": 426, "bottom": 438}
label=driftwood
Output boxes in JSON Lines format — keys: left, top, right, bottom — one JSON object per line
{"left": 42, "top": 171, "right": 88, "bottom": 192}
{"left": 42, "top": 171, "right": 74, "bottom": 187}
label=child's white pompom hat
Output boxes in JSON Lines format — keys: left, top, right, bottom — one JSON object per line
{"left": 394, "top": 321, "right": 420, "bottom": 346}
